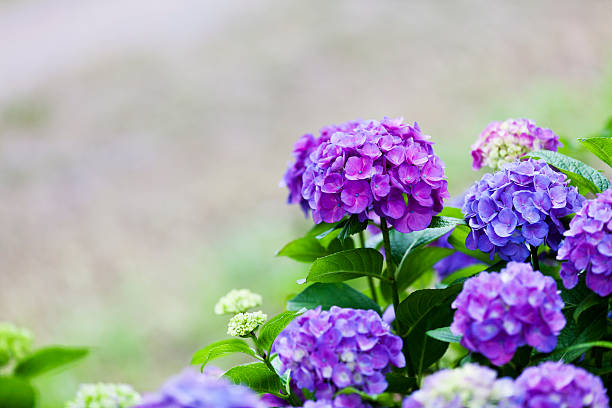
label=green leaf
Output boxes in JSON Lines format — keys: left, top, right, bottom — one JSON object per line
{"left": 384, "top": 372, "right": 417, "bottom": 393}
{"left": 14, "top": 346, "right": 88, "bottom": 378}
{"left": 447, "top": 225, "right": 497, "bottom": 265}
{"left": 191, "top": 339, "right": 257, "bottom": 368}
{"left": 572, "top": 293, "right": 603, "bottom": 323}
{"left": 437, "top": 207, "right": 464, "bottom": 219}
{"left": 337, "top": 215, "right": 369, "bottom": 242}
{"left": 579, "top": 136, "right": 612, "bottom": 169}
{"left": 525, "top": 149, "right": 609, "bottom": 194}
{"left": 396, "top": 246, "right": 454, "bottom": 291}
{"left": 0, "top": 377, "right": 35, "bottom": 408}
{"left": 224, "top": 363, "right": 282, "bottom": 394}
{"left": 426, "top": 327, "right": 462, "bottom": 343}
{"left": 396, "top": 285, "right": 463, "bottom": 374}
{"left": 306, "top": 248, "right": 384, "bottom": 283}
{"left": 441, "top": 263, "right": 488, "bottom": 285}
{"left": 276, "top": 237, "right": 328, "bottom": 263}
{"left": 327, "top": 237, "right": 355, "bottom": 254}
{"left": 389, "top": 216, "right": 464, "bottom": 265}
{"left": 554, "top": 341, "right": 612, "bottom": 359}
{"left": 287, "top": 283, "right": 381, "bottom": 313}
{"left": 258, "top": 311, "right": 300, "bottom": 354}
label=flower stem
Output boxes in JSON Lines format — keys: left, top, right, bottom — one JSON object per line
{"left": 249, "top": 332, "right": 275, "bottom": 372}
{"left": 530, "top": 245, "right": 540, "bottom": 271}
{"left": 360, "top": 230, "right": 379, "bottom": 304}
{"left": 380, "top": 218, "right": 401, "bottom": 329}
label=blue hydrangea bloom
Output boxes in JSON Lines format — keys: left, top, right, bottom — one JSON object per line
{"left": 451, "top": 262, "right": 565, "bottom": 366}
{"left": 272, "top": 306, "right": 405, "bottom": 399}
{"left": 515, "top": 362, "right": 609, "bottom": 408}
{"left": 557, "top": 189, "right": 612, "bottom": 296}
{"left": 462, "top": 159, "right": 584, "bottom": 261}
{"left": 135, "top": 369, "right": 266, "bottom": 408}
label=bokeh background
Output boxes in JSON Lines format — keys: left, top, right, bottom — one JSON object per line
{"left": 1, "top": 1, "right": 612, "bottom": 406}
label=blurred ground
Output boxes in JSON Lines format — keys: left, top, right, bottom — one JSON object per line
{"left": 1, "top": 0, "right": 612, "bottom": 406}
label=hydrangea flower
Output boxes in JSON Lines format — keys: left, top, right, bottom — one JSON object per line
{"left": 135, "top": 369, "right": 266, "bottom": 408}
{"left": 66, "top": 383, "right": 141, "bottom": 408}
{"left": 515, "top": 362, "right": 609, "bottom": 408}
{"left": 272, "top": 306, "right": 405, "bottom": 399}
{"left": 462, "top": 159, "right": 584, "bottom": 262}
{"left": 557, "top": 189, "right": 612, "bottom": 296}
{"left": 215, "top": 289, "right": 263, "bottom": 315}
{"left": 471, "top": 118, "right": 561, "bottom": 170}
{"left": 0, "top": 322, "right": 33, "bottom": 365}
{"left": 302, "top": 395, "right": 372, "bottom": 408}
{"left": 227, "top": 311, "right": 267, "bottom": 337}
{"left": 402, "top": 364, "right": 518, "bottom": 408}
{"left": 450, "top": 262, "right": 565, "bottom": 366}
{"left": 282, "top": 118, "right": 450, "bottom": 233}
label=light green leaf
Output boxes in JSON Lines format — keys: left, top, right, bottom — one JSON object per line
{"left": 389, "top": 216, "right": 464, "bottom": 266}
{"left": 526, "top": 149, "right": 609, "bottom": 194}
{"left": 0, "top": 377, "right": 35, "bottom": 408}
{"left": 437, "top": 207, "right": 464, "bottom": 219}
{"left": 258, "top": 311, "right": 300, "bottom": 354}
{"left": 287, "top": 283, "right": 381, "bottom": 313}
{"left": 307, "top": 249, "right": 384, "bottom": 283}
{"left": 191, "top": 339, "right": 257, "bottom": 368}
{"left": 224, "top": 363, "right": 282, "bottom": 395}
{"left": 441, "top": 263, "right": 488, "bottom": 285}
{"left": 579, "top": 136, "right": 612, "bottom": 169}
{"left": 426, "top": 327, "right": 462, "bottom": 343}
{"left": 396, "top": 246, "right": 454, "bottom": 291}
{"left": 14, "top": 346, "right": 88, "bottom": 378}
{"left": 276, "top": 237, "right": 328, "bottom": 263}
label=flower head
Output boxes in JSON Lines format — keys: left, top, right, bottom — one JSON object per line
{"left": 303, "top": 395, "right": 372, "bottom": 408}
{"left": 135, "top": 369, "right": 266, "bottom": 408}
{"left": 283, "top": 118, "right": 449, "bottom": 233}
{"left": 66, "top": 383, "right": 141, "bottom": 408}
{"left": 402, "top": 364, "right": 518, "bottom": 408}
{"left": 557, "top": 189, "right": 612, "bottom": 296}
{"left": 227, "top": 311, "right": 267, "bottom": 337}
{"left": 0, "top": 322, "right": 33, "bottom": 365}
{"left": 215, "top": 289, "right": 263, "bottom": 315}
{"left": 272, "top": 306, "right": 405, "bottom": 399}
{"left": 451, "top": 262, "right": 565, "bottom": 366}
{"left": 471, "top": 118, "right": 561, "bottom": 170}
{"left": 515, "top": 362, "right": 609, "bottom": 408}
{"left": 462, "top": 158, "right": 584, "bottom": 262}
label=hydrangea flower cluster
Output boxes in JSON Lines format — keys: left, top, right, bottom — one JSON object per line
{"left": 450, "top": 262, "right": 566, "bottom": 366}
{"left": 272, "top": 306, "right": 405, "bottom": 399}
{"left": 227, "top": 311, "right": 267, "bottom": 337}
{"left": 66, "top": 383, "right": 141, "bottom": 408}
{"left": 215, "top": 289, "right": 262, "bottom": 315}
{"left": 557, "top": 189, "right": 612, "bottom": 296}
{"left": 402, "top": 364, "right": 518, "bottom": 408}
{"left": 462, "top": 159, "right": 584, "bottom": 262}
{"left": 136, "top": 369, "right": 266, "bottom": 408}
{"left": 471, "top": 118, "right": 561, "bottom": 170}
{"left": 302, "top": 395, "right": 372, "bottom": 408}
{"left": 283, "top": 117, "right": 449, "bottom": 233}
{"left": 0, "top": 322, "right": 33, "bottom": 365}
{"left": 515, "top": 362, "right": 609, "bottom": 408}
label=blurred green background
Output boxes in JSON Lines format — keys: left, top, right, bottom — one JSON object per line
{"left": 1, "top": 1, "right": 612, "bottom": 406}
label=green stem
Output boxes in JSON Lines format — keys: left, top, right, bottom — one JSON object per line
{"left": 360, "top": 230, "right": 379, "bottom": 304}
{"left": 249, "top": 332, "right": 275, "bottom": 373}
{"left": 530, "top": 245, "right": 540, "bottom": 271}
{"left": 380, "top": 218, "right": 401, "bottom": 328}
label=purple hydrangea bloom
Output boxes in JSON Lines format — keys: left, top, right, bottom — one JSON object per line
{"left": 272, "top": 306, "right": 405, "bottom": 399}
{"left": 402, "top": 364, "right": 519, "bottom": 408}
{"left": 302, "top": 395, "right": 372, "bottom": 408}
{"left": 283, "top": 118, "right": 450, "bottom": 233}
{"left": 450, "top": 262, "right": 565, "bottom": 366}
{"left": 557, "top": 189, "right": 612, "bottom": 296}
{"left": 462, "top": 159, "right": 585, "bottom": 262}
{"left": 515, "top": 362, "right": 609, "bottom": 408}
{"left": 471, "top": 118, "right": 562, "bottom": 170}
{"left": 135, "top": 369, "right": 266, "bottom": 408}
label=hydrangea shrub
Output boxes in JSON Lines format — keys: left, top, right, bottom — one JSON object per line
{"left": 4, "top": 116, "right": 612, "bottom": 408}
